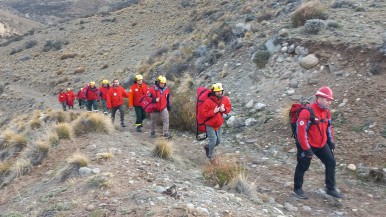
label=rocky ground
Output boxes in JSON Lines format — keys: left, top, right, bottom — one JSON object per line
{"left": 0, "top": 0, "right": 385, "bottom": 216}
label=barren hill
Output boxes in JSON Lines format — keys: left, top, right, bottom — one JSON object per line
{"left": 0, "top": 0, "right": 385, "bottom": 216}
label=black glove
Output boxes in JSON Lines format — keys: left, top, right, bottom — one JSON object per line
{"left": 152, "top": 98, "right": 157, "bottom": 103}
{"left": 328, "top": 142, "right": 335, "bottom": 150}
{"left": 303, "top": 148, "right": 314, "bottom": 158}
{"left": 167, "top": 105, "right": 171, "bottom": 111}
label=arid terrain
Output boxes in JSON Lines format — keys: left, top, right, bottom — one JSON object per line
{"left": 0, "top": 0, "right": 385, "bottom": 216}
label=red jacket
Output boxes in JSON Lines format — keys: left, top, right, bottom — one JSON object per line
{"left": 65, "top": 91, "right": 75, "bottom": 102}
{"left": 148, "top": 85, "right": 171, "bottom": 111}
{"left": 200, "top": 95, "right": 231, "bottom": 129}
{"left": 296, "top": 102, "right": 335, "bottom": 151}
{"left": 106, "top": 86, "right": 128, "bottom": 108}
{"left": 99, "top": 86, "right": 110, "bottom": 100}
{"left": 58, "top": 92, "right": 67, "bottom": 103}
{"left": 128, "top": 83, "right": 149, "bottom": 107}
{"left": 85, "top": 85, "right": 100, "bottom": 101}
{"left": 77, "top": 90, "right": 86, "bottom": 100}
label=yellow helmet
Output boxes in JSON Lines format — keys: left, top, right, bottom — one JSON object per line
{"left": 102, "top": 79, "right": 109, "bottom": 84}
{"left": 135, "top": 74, "right": 143, "bottom": 81}
{"left": 156, "top": 75, "right": 167, "bottom": 84}
{"left": 66, "top": 88, "right": 71, "bottom": 91}
{"left": 90, "top": 81, "right": 95, "bottom": 86}
{"left": 211, "top": 83, "right": 224, "bottom": 92}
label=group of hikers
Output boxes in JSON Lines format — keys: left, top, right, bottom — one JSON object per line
{"left": 57, "top": 77, "right": 342, "bottom": 199}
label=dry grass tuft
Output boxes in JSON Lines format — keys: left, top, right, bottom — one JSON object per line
{"left": 68, "top": 152, "right": 89, "bottom": 167}
{"left": 48, "top": 132, "right": 60, "bottom": 147}
{"left": 68, "top": 110, "right": 80, "bottom": 121}
{"left": 74, "top": 66, "right": 86, "bottom": 74}
{"left": 0, "top": 131, "right": 27, "bottom": 150}
{"left": 72, "top": 112, "right": 114, "bottom": 137}
{"left": 278, "top": 103, "right": 293, "bottom": 125}
{"left": 95, "top": 152, "right": 114, "bottom": 160}
{"left": 55, "top": 123, "right": 72, "bottom": 140}
{"left": 60, "top": 52, "right": 78, "bottom": 60}
{"left": 29, "top": 118, "right": 42, "bottom": 130}
{"left": 291, "top": 0, "right": 327, "bottom": 27}
{"left": 87, "top": 175, "right": 110, "bottom": 188}
{"left": 11, "top": 159, "right": 33, "bottom": 178}
{"left": 202, "top": 157, "right": 245, "bottom": 187}
{"left": 54, "top": 110, "right": 67, "bottom": 123}
{"left": 0, "top": 162, "right": 11, "bottom": 175}
{"left": 169, "top": 87, "right": 195, "bottom": 132}
{"left": 228, "top": 174, "right": 255, "bottom": 197}
{"left": 57, "top": 152, "right": 89, "bottom": 182}
{"left": 27, "top": 141, "right": 50, "bottom": 166}
{"left": 152, "top": 139, "right": 174, "bottom": 160}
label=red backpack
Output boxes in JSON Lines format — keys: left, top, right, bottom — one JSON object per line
{"left": 195, "top": 87, "right": 213, "bottom": 140}
{"left": 289, "top": 102, "right": 329, "bottom": 140}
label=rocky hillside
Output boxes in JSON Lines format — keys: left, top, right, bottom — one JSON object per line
{"left": 0, "top": 0, "right": 385, "bottom": 216}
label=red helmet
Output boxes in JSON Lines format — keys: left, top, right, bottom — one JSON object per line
{"left": 315, "top": 86, "right": 334, "bottom": 100}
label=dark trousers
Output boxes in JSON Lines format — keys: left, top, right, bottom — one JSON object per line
{"left": 87, "top": 100, "right": 98, "bottom": 111}
{"left": 294, "top": 143, "right": 336, "bottom": 190}
{"left": 134, "top": 106, "right": 146, "bottom": 127}
{"left": 111, "top": 104, "right": 124, "bottom": 124}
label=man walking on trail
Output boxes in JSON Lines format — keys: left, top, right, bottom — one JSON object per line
{"left": 128, "top": 74, "right": 149, "bottom": 132}
{"left": 77, "top": 88, "right": 86, "bottom": 110}
{"left": 85, "top": 81, "right": 100, "bottom": 112}
{"left": 293, "top": 86, "right": 342, "bottom": 199}
{"left": 65, "top": 88, "right": 76, "bottom": 110}
{"left": 148, "top": 75, "right": 172, "bottom": 138}
{"left": 99, "top": 80, "right": 110, "bottom": 115}
{"left": 200, "top": 83, "right": 231, "bottom": 164}
{"left": 58, "top": 89, "right": 67, "bottom": 111}
{"left": 107, "top": 79, "right": 128, "bottom": 127}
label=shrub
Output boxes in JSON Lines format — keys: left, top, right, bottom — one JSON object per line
{"left": 152, "top": 139, "right": 174, "bottom": 160}
{"left": 10, "top": 47, "right": 24, "bottom": 55}
{"left": 60, "top": 53, "right": 78, "bottom": 60}
{"left": 252, "top": 50, "right": 271, "bottom": 68}
{"left": 24, "top": 40, "right": 38, "bottom": 49}
{"left": 55, "top": 123, "right": 72, "bottom": 140}
{"left": 202, "top": 158, "right": 245, "bottom": 187}
{"left": 0, "top": 162, "right": 11, "bottom": 175}
{"left": 42, "top": 40, "right": 68, "bottom": 52}
{"left": 11, "top": 159, "right": 32, "bottom": 178}
{"left": 72, "top": 113, "right": 114, "bottom": 137}
{"left": 74, "top": 67, "right": 86, "bottom": 74}
{"left": 303, "top": 19, "right": 325, "bottom": 34}
{"left": 68, "top": 153, "right": 89, "bottom": 167}
{"left": 54, "top": 110, "right": 67, "bottom": 123}
{"left": 291, "top": 1, "right": 327, "bottom": 27}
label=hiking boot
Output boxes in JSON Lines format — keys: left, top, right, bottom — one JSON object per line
{"left": 293, "top": 189, "right": 308, "bottom": 199}
{"left": 163, "top": 133, "right": 172, "bottom": 139}
{"left": 136, "top": 126, "right": 142, "bottom": 132}
{"left": 103, "top": 112, "right": 108, "bottom": 116}
{"left": 326, "top": 189, "right": 343, "bottom": 199}
{"left": 203, "top": 145, "right": 209, "bottom": 158}
{"left": 150, "top": 131, "right": 156, "bottom": 138}
{"left": 121, "top": 122, "right": 126, "bottom": 127}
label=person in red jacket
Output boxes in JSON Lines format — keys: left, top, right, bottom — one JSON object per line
{"left": 128, "top": 74, "right": 149, "bottom": 132}
{"left": 84, "top": 81, "right": 99, "bottom": 112}
{"left": 200, "top": 83, "right": 231, "bottom": 164}
{"left": 58, "top": 89, "right": 67, "bottom": 111}
{"left": 77, "top": 88, "right": 86, "bottom": 110}
{"left": 148, "top": 75, "right": 171, "bottom": 138}
{"left": 99, "top": 80, "right": 110, "bottom": 115}
{"left": 293, "top": 86, "right": 342, "bottom": 199}
{"left": 65, "top": 88, "right": 76, "bottom": 110}
{"left": 107, "top": 79, "right": 129, "bottom": 127}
